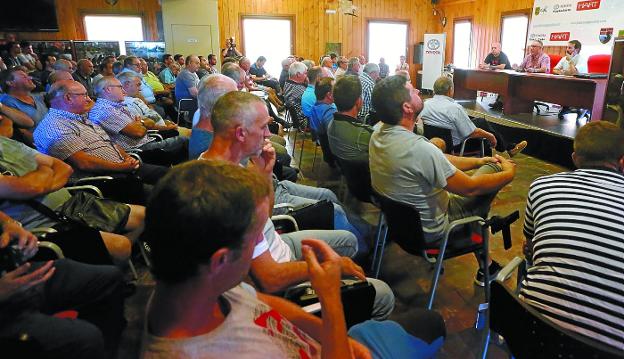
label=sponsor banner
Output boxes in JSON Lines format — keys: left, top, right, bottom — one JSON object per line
{"left": 528, "top": 0, "right": 623, "bottom": 52}
{"left": 422, "top": 33, "right": 446, "bottom": 90}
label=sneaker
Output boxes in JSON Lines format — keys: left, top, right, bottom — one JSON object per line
{"left": 508, "top": 140, "right": 528, "bottom": 157}
{"left": 474, "top": 260, "right": 503, "bottom": 287}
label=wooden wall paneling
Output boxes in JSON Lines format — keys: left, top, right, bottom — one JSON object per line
{"left": 436, "top": 0, "right": 537, "bottom": 66}
{"left": 218, "top": 0, "right": 438, "bottom": 83}
{"left": 13, "top": 0, "right": 161, "bottom": 41}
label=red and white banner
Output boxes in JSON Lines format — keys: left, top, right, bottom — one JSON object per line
{"left": 528, "top": 0, "right": 623, "bottom": 54}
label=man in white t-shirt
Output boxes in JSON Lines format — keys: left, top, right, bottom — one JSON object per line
{"left": 141, "top": 160, "right": 446, "bottom": 358}
{"left": 553, "top": 40, "right": 586, "bottom": 76}
{"left": 199, "top": 91, "right": 395, "bottom": 320}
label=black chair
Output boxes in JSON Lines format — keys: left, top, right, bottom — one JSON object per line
{"left": 422, "top": 123, "right": 487, "bottom": 157}
{"left": 335, "top": 158, "right": 386, "bottom": 265}
{"left": 284, "top": 104, "right": 308, "bottom": 168}
{"left": 481, "top": 277, "right": 623, "bottom": 359}
{"left": 373, "top": 194, "right": 518, "bottom": 309}
{"left": 176, "top": 98, "right": 198, "bottom": 126}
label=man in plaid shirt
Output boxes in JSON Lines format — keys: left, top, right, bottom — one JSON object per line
{"left": 89, "top": 77, "right": 187, "bottom": 165}
{"left": 34, "top": 80, "right": 168, "bottom": 184}
{"left": 357, "top": 63, "right": 380, "bottom": 121}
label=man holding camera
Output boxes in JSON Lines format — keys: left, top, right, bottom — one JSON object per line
{"left": 221, "top": 37, "right": 242, "bottom": 59}
{"left": 0, "top": 211, "right": 127, "bottom": 359}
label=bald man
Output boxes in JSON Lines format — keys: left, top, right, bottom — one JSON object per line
{"left": 479, "top": 42, "right": 511, "bottom": 70}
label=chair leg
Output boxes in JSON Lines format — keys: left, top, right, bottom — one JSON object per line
{"left": 427, "top": 235, "right": 451, "bottom": 310}
{"left": 311, "top": 143, "right": 318, "bottom": 172}
{"left": 298, "top": 134, "right": 306, "bottom": 168}
{"left": 371, "top": 213, "right": 387, "bottom": 278}
{"left": 128, "top": 259, "right": 139, "bottom": 280}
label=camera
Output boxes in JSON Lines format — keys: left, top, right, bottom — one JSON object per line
{"left": 228, "top": 37, "right": 236, "bottom": 48}
{"left": 0, "top": 241, "right": 27, "bottom": 276}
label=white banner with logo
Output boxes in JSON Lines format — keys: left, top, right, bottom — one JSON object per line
{"left": 422, "top": 33, "right": 446, "bottom": 90}
{"left": 528, "top": 0, "right": 624, "bottom": 54}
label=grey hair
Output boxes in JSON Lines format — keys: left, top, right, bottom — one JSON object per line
{"left": 221, "top": 62, "right": 243, "bottom": 84}
{"left": 347, "top": 57, "right": 359, "bottom": 71}
{"left": 46, "top": 79, "right": 74, "bottom": 103}
{"left": 53, "top": 59, "right": 72, "bottom": 72}
{"left": 93, "top": 76, "right": 119, "bottom": 97}
{"left": 282, "top": 58, "right": 293, "bottom": 67}
{"left": 288, "top": 62, "right": 307, "bottom": 77}
{"left": 302, "top": 59, "right": 314, "bottom": 69}
{"left": 116, "top": 71, "right": 139, "bottom": 85}
{"left": 363, "top": 63, "right": 380, "bottom": 75}
{"left": 197, "top": 74, "right": 238, "bottom": 119}
{"left": 433, "top": 75, "right": 453, "bottom": 95}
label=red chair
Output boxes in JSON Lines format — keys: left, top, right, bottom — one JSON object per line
{"left": 547, "top": 54, "right": 562, "bottom": 74}
{"left": 587, "top": 54, "right": 611, "bottom": 73}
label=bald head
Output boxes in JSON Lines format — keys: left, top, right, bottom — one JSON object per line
{"left": 198, "top": 74, "right": 238, "bottom": 122}
{"left": 490, "top": 42, "right": 502, "bottom": 56}
{"left": 48, "top": 80, "right": 92, "bottom": 113}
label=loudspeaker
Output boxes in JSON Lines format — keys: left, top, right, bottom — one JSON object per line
{"left": 431, "top": 0, "right": 439, "bottom": 4}
{"left": 413, "top": 42, "right": 424, "bottom": 64}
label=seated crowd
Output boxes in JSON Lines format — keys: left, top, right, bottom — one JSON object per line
{"left": 0, "top": 33, "right": 622, "bottom": 359}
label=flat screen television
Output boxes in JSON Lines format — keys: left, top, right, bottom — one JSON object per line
{"left": 1, "top": 1, "right": 59, "bottom": 32}
{"left": 125, "top": 41, "right": 166, "bottom": 61}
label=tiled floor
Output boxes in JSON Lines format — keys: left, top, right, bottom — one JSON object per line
{"left": 119, "top": 130, "right": 567, "bottom": 359}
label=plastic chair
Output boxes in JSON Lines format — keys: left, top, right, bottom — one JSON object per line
{"left": 480, "top": 259, "right": 623, "bottom": 359}
{"left": 422, "top": 123, "right": 486, "bottom": 157}
{"left": 372, "top": 194, "right": 518, "bottom": 310}
{"left": 176, "top": 98, "right": 198, "bottom": 126}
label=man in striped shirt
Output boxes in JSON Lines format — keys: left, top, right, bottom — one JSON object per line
{"left": 521, "top": 121, "right": 624, "bottom": 350}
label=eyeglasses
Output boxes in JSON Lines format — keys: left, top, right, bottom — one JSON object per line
{"left": 107, "top": 85, "right": 124, "bottom": 89}
{"left": 68, "top": 92, "right": 89, "bottom": 99}
{"left": 131, "top": 63, "right": 140, "bottom": 67}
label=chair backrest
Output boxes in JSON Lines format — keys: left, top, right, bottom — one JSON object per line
{"left": 284, "top": 103, "right": 306, "bottom": 130}
{"left": 336, "top": 158, "right": 373, "bottom": 203}
{"left": 422, "top": 123, "right": 452, "bottom": 154}
{"left": 587, "top": 54, "right": 612, "bottom": 74}
{"left": 178, "top": 98, "right": 198, "bottom": 112}
{"left": 547, "top": 54, "right": 563, "bottom": 74}
{"left": 490, "top": 281, "right": 623, "bottom": 359}
{"left": 376, "top": 194, "right": 426, "bottom": 256}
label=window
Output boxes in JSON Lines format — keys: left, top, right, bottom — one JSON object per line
{"left": 84, "top": 15, "right": 144, "bottom": 55}
{"left": 501, "top": 14, "right": 529, "bottom": 66}
{"left": 453, "top": 20, "right": 472, "bottom": 68}
{"left": 368, "top": 21, "right": 408, "bottom": 73}
{"left": 242, "top": 17, "right": 292, "bottom": 79}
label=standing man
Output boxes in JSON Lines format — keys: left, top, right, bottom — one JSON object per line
{"left": 378, "top": 57, "right": 390, "bottom": 79}
{"left": 513, "top": 40, "right": 550, "bottom": 73}
{"left": 479, "top": 42, "right": 511, "bottom": 70}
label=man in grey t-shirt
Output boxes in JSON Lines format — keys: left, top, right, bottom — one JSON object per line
{"left": 369, "top": 75, "right": 517, "bottom": 286}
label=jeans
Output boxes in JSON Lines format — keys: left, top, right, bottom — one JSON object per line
{"left": 0, "top": 259, "right": 126, "bottom": 359}
{"left": 281, "top": 229, "right": 357, "bottom": 259}
{"left": 275, "top": 181, "right": 371, "bottom": 251}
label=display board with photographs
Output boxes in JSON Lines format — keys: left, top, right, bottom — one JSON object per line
{"left": 73, "top": 41, "right": 120, "bottom": 63}
{"left": 125, "top": 41, "right": 166, "bottom": 61}
{"left": 29, "top": 41, "right": 73, "bottom": 60}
